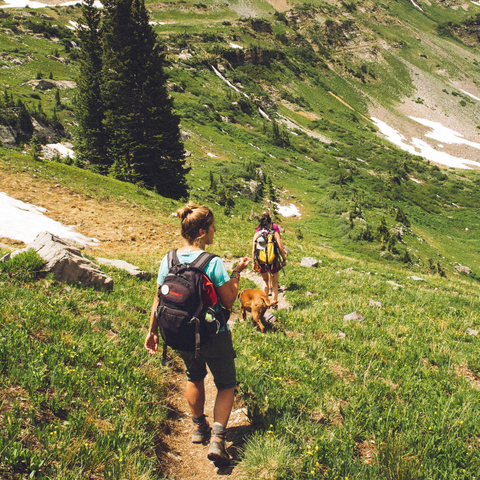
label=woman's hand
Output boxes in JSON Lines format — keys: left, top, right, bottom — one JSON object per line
{"left": 144, "top": 331, "right": 159, "bottom": 355}
{"left": 235, "top": 256, "right": 250, "bottom": 272}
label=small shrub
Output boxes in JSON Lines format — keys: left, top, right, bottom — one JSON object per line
{"left": 0, "top": 250, "right": 45, "bottom": 283}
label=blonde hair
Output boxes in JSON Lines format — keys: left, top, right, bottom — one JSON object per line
{"left": 176, "top": 202, "right": 214, "bottom": 246}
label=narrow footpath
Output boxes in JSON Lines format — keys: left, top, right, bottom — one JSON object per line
{"left": 158, "top": 263, "right": 290, "bottom": 479}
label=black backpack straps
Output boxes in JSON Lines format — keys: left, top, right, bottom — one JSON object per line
{"left": 167, "top": 249, "right": 179, "bottom": 269}
{"left": 190, "top": 251, "right": 217, "bottom": 272}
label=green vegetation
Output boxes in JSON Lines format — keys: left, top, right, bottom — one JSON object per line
{"left": 2, "top": 0, "right": 480, "bottom": 477}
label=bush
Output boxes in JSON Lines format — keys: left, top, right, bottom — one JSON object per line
{"left": 0, "top": 250, "right": 45, "bottom": 283}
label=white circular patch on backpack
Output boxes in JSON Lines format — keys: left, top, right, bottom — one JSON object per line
{"left": 161, "top": 284, "right": 170, "bottom": 295}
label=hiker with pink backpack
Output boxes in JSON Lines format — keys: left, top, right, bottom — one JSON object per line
{"left": 252, "top": 211, "right": 288, "bottom": 304}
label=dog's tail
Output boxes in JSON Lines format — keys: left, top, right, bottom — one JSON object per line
{"left": 263, "top": 298, "right": 278, "bottom": 308}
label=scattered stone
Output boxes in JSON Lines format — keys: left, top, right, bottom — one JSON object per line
{"left": 466, "top": 328, "right": 478, "bottom": 336}
{"left": 96, "top": 257, "right": 151, "bottom": 281}
{"left": 455, "top": 265, "right": 471, "bottom": 274}
{"left": 306, "top": 291, "right": 313, "bottom": 296}
{"left": 369, "top": 299, "right": 382, "bottom": 307}
{"left": 301, "top": 257, "right": 319, "bottom": 268}
{"left": 344, "top": 311, "right": 364, "bottom": 321}
{"left": 10, "top": 231, "right": 113, "bottom": 290}
{"left": 338, "top": 332, "right": 346, "bottom": 339}
{"left": 386, "top": 280, "right": 403, "bottom": 288}
{"left": 409, "top": 276, "right": 424, "bottom": 281}
{"left": 264, "top": 311, "right": 277, "bottom": 324}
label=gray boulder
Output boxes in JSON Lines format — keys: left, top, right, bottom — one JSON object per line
{"left": 18, "top": 232, "right": 113, "bottom": 290}
{"left": 369, "top": 299, "right": 382, "bottom": 307}
{"left": 96, "top": 258, "right": 151, "bottom": 281}
{"left": 241, "top": 180, "right": 263, "bottom": 200}
{"left": 301, "top": 257, "right": 319, "bottom": 268}
{"left": 344, "top": 311, "right": 365, "bottom": 321}
{"left": 455, "top": 265, "right": 471, "bottom": 275}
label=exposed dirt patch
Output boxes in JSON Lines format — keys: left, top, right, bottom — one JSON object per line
{"left": 295, "top": 110, "right": 317, "bottom": 121}
{"left": 0, "top": 162, "right": 179, "bottom": 259}
{"left": 455, "top": 364, "right": 480, "bottom": 390}
{"left": 354, "top": 438, "right": 377, "bottom": 465}
{"left": 264, "top": 0, "right": 290, "bottom": 12}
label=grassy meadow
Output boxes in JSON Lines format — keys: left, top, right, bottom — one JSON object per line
{"left": 1, "top": 0, "right": 480, "bottom": 478}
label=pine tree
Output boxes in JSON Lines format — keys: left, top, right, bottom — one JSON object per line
{"left": 75, "top": 0, "right": 107, "bottom": 171}
{"left": 76, "top": 0, "right": 109, "bottom": 174}
{"left": 101, "top": 0, "right": 187, "bottom": 198}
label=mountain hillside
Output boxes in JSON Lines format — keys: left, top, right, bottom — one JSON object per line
{"left": 1, "top": 0, "right": 480, "bottom": 479}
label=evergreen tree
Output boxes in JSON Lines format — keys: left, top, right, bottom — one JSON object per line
{"left": 16, "top": 99, "right": 33, "bottom": 134}
{"left": 75, "top": 0, "right": 107, "bottom": 171}
{"left": 101, "top": 0, "right": 187, "bottom": 198}
{"left": 209, "top": 170, "right": 217, "bottom": 192}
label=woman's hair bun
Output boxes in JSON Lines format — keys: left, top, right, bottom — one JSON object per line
{"left": 177, "top": 202, "right": 196, "bottom": 220}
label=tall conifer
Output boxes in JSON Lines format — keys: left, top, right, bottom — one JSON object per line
{"left": 101, "top": 0, "right": 187, "bottom": 198}
{"left": 75, "top": 0, "right": 107, "bottom": 171}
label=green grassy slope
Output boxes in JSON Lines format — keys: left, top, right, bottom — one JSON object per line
{"left": 1, "top": 0, "right": 480, "bottom": 477}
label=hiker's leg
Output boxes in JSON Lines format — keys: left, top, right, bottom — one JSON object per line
{"left": 271, "top": 272, "right": 279, "bottom": 303}
{"left": 261, "top": 271, "right": 270, "bottom": 295}
{"left": 213, "top": 387, "right": 235, "bottom": 427}
{"left": 186, "top": 380, "right": 205, "bottom": 417}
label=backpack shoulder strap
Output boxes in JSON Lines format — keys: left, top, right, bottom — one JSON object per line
{"left": 190, "top": 252, "right": 218, "bottom": 272}
{"left": 167, "top": 249, "right": 179, "bottom": 270}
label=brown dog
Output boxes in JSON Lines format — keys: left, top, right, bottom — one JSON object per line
{"left": 239, "top": 289, "right": 278, "bottom": 333}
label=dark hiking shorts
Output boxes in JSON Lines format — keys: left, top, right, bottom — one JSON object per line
{"left": 178, "top": 329, "right": 236, "bottom": 391}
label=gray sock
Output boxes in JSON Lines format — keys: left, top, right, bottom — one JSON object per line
{"left": 193, "top": 414, "right": 206, "bottom": 425}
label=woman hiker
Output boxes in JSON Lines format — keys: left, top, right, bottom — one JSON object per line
{"left": 252, "top": 211, "right": 287, "bottom": 304}
{"left": 145, "top": 202, "right": 249, "bottom": 465}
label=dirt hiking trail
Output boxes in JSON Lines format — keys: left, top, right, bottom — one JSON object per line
{"left": 158, "top": 265, "right": 290, "bottom": 479}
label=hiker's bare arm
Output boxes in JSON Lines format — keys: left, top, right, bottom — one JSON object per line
{"left": 275, "top": 231, "right": 287, "bottom": 262}
{"left": 217, "top": 257, "right": 250, "bottom": 309}
{"left": 252, "top": 232, "right": 258, "bottom": 267}
{"left": 145, "top": 286, "right": 160, "bottom": 355}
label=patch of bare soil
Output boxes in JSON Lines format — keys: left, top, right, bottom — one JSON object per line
{"left": 264, "top": 0, "right": 290, "bottom": 12}
{"left": 0, "top": 163, "right": 179, "bottom": 258}
{"left": 455, "top": 364, "right": 480, "bottom": 390}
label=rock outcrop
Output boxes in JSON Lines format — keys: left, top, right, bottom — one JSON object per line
{"left": 96, "top": 257, "right": 151, "bottom": 281}
{"left": 9, "top": 232, "right": 113, "bottom": 290}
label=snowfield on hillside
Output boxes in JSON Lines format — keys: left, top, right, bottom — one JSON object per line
{"left": 0, "top": 192, "right": 98, "bottom": 246}
{"left": 372, "top": 117, "right": 480, "bottom": 170}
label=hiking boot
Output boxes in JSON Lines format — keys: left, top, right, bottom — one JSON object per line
{"left": 207, "top": 437, "right": 230, "bottom": 465}
{"left": 207, "top": 424, "right": 230, "bottom": 465}
{"left": 192, "top": 415, "right": 211, "bottom": 443}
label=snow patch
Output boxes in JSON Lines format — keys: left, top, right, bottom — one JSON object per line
{"left": 0, "top": 192, "right": 98, "bottom": 246}
{"left": 275, "top": 203, "right": 301, "bottom": 218}
{"left": 229, "top": 43, "right": 243, "bottom": 49}
{"left": 46, "top": 143, "right": 75, "bottom": 158}
{"left": 1, "top": 0, "right": 102, "bottom": 7}
{"left": 212, "top": 66, "right": 248, "bottom": 98}
{"left": 372, "top": 117, "right": 480, "bottom": 170}
{"left": 459, "top": 89, "right": 480, "bottom": 102}
{"left": 410, "top": 0, "right": 423, "bottom": 11}
{"left": 409, "top": 117, "right": 480, "bottom": 150}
